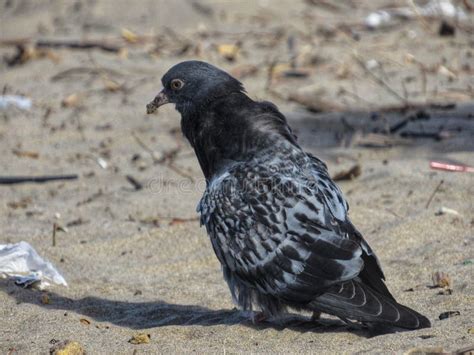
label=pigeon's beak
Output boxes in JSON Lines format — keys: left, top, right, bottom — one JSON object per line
{"left": 146, "top": 90, "right": 169, "bottom": 114}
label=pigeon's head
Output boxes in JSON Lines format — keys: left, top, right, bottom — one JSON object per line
{"left": 147, "top": 60, "right": 244, "bottom": 115}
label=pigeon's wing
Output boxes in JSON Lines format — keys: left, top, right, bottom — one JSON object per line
{"left": 306, "top": 153, "right": 395, "bottom": 300}
{"left": 305, "top": 153, "right": 349, "bottom": 220}
{"left": 199, "top": 163, "right": 364, "bottom": 304}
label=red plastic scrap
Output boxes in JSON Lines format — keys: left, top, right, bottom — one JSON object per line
{"left": 430, "top": 161, "right": 474, "bottom": 173}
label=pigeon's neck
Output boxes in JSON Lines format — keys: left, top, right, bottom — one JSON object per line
{"left": 180, "top": 93, "right": 299, "bottom": 181}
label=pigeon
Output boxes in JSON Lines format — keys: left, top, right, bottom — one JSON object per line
{"left": 147, "top": 60, "right": 430, "bottom": 330}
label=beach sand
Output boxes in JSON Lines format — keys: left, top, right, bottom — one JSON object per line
{"left": 1, "top": 1, "right": 473, "bottom": 353}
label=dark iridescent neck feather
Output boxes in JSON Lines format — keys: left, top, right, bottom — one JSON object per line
{"left": 180, "top": 92, "right": 299, "bottom": 181}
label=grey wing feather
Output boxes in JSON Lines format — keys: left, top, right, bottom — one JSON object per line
{"left": 306, "top": 153, "right": 391, "bottom": 298}
{"left": 306, "top": 152, "right": 349, "bottom": 220}
{"left": 199, "top": 161, "right": 364, "bottom": 304}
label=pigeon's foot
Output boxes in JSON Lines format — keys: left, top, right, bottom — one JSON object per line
{"left": 311, "top": 311, "right": 322, "bottom": 321}
{"left": 252, "top": 311, "right": 269, "bottom": 324}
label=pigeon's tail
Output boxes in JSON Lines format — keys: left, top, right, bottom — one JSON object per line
{"left": 309, "top": 279, "right": 430, "bottom": 330}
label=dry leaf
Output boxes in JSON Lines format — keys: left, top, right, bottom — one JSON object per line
{"left": 121, "top": 28, "right": 139, "bottom": 43}
{"left": 7, "top": 197, "right": 31, "bottom": 209}
{"left": 46, "top": 51, "right": 61, "bottom": 63}
{"left": 332, "top": 164, "right": 362, "bottom": 181}
{"left": 79, "top": 318, "right": 91, "bottom": 326}
{"left": 230, "top": 64, "right": 258, "bottom": 79}
{"left": 336, "top": 63, "right": 351, "bottom": 79}
{"left": 103, "top": 78, "right": 122, "bottom": 92}
{"left": 118, "top": 47, "right": 128, "bottom": 59}
{"left": 404, "top": 53, "right": 416, "bottom": 64}
{"left": 271, "top": 63, "right": 292, "bottom": 78}
{"left": 50, "top": 340, "right": 85, "bottom": 355}
{"left": 12, "top": 149, "right": 39, "bottom": 159}
{"left": 437, "top": 65, "right": 457, "bottom": 79}
{"left": 217, "top": 44, "right": 239, "bottom": 61}
{"left": 432, "top": 271, "right": 452, "bottom": 289}
{"left": 8, "top": 45, "right": 58, "bottom": 66}
{"left": 62, "top": 93, "right": 81, "bottom": 108}
{"left": 128, "top": 333, "right": 150, "bottom": 344}
{"left": 169, "top": 217, "right": 199, "bottom": 226}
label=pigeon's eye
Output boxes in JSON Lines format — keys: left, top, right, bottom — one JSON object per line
{"left": 170, "top": 79, "right": 184, "bottom": 91}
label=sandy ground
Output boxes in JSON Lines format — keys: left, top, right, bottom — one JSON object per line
{"left": 1, "top": 0, "right": 473, "bottom": 354}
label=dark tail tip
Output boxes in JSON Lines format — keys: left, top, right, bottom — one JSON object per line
{"left": 394, "top": 301, "right": 431, "bottom": 330}
{"left": 310, "top": 280, "right": 431, "bottom": 331}
{"left": 415, "top": 313, "right": 431, "bottom": 329}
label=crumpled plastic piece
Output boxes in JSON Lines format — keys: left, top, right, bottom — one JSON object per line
{"left": 365, "top": 0, "right": 468, "bottom": 29}
{"left": 0, "top": 95, "right": 32, "bottom": 110}
{"left": 0, "top": 241, "right": 67, "bottom": 289}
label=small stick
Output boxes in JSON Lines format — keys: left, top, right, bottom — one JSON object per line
{"left": 425, "top": 180, "right": 444, "bottom": 209}
{"left": 265, "top": 59, "right": 278, "bottom": 92}
{"left": 340, "top": 86, "right": 375, "bottom": 107}
{"left": 419, "top": 64, "right": 427, "bottom": 97}
{"left": 401, "top": 79, "right": 408, "bottom": 102}
{"left": 386, "top": 208, "right": 402, "bottom": 219}
{"left": 51, "top": 67, "right": 124, "bottom": 82}
{"left": 126, "top": 175, "right": 143, "bottom": 190}
{"left": 52, "top": 223, "right": 57, "bottom": 247}
{"left": 399, "top": 131, "right": 444, "bottom": 140}
{"left": 166, "top": 163, "right": 195, "bottom": 182}
{"left": 168, "top": 216, "right": 200, "bottom": 226}
{"left": 131, "top": 132, "right": 161, "bottom": 162}
{"left": 389, "top": 112, "right": 431, "bottom": 134}
{"left": 132, "top": 132, "right": 194, "bottom": 181}
{"left": 407, "top": 0, "right": 432, "bottom": 33}
{"left": 353, "top": 53, "right": 407, "bottom": 104}
{"left": 0, "top": 174, "right": 78, "bottom": 185}
{"left": 374, "top": 102, "right": 455, "bottom": 113}
{"left": 36, "top": 39, "right": 121, "bottom": 53}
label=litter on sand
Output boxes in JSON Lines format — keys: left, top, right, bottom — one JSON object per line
{"left": 365, "top": 0, "right": 468, "bottom": 29}
{"left": 0, "top": 241, "right": 67, "bottom": 289}
{"left": 435, "top": 206, "right": 462, "bottom": 217}
{"left": 0, "top": 95, "right": 32, "bottom": 110}
{"left": 430, "top": 161, "right": 474, "bottom": 173}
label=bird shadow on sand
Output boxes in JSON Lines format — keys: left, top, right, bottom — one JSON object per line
{"left": 1, "top": 279, "right": 378, "bottom": 337}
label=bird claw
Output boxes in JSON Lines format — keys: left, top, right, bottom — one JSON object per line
{"left": 311, "top": 311, "right": 322, "bottom": 321}
{"left": 252, "top": 311, "right": 269, "bottom": 324}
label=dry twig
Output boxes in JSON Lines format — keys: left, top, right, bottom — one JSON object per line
{"left": 0, "top": 175, "right": 78, "bottom": 185}
{"left": 353, "top": 53, "right": 407, "bottom": 105}
{"left": 425, "top": 180, "right": 444, "bottom": 208}
{"left": 132, "top": 132, "right": 194, "bottom": 181}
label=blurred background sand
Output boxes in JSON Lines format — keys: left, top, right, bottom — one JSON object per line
{"left": 0, "top": 0, "right": 473, "bottom": 353}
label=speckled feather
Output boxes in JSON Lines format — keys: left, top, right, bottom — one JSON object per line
{"left": 152, "top": 60, "right": 430, "bottom": 330}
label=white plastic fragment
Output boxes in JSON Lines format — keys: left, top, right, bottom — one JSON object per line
{"left": 437, "top": 65, "right": 457, "bottom": 79}
{"left": 365, "top": 10, "right": 392, "bottom": 28}
{"left": 96, "top": 157, "right": 108, "bottom": 169}
{"left": 0, "top": 95, "right": 32, "bottom": 110}
{"left": 0, "top": 241, "right": 67, "bottom": 289}
{"left": 436, "top": 206, "right": 461, "bottom": 217}
{"left": 365, "top": 59, "right": 379, "bottom": 70}
{"left": 420, "top": 0, "right": 465, "bottom": 18}
{"left": 365, "top": 0, "right": 468, "bottom": 29}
